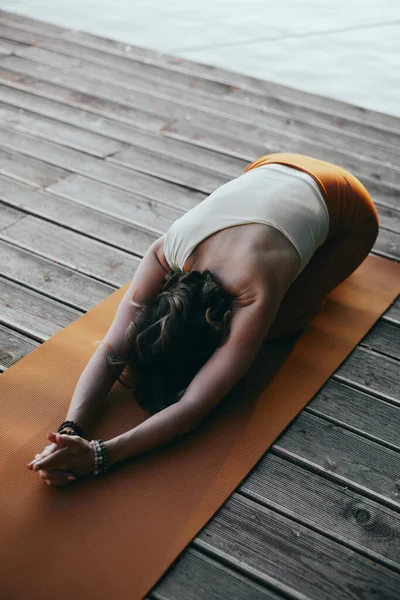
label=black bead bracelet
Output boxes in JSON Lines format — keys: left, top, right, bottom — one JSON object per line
{"left": 57, "top": 420, "right": 84, "bottom": 438}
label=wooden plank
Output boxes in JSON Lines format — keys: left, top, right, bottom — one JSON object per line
{"left": 226, "top": 89, "right": 400, "bottom": 154}
{"left": 383, "top": 297, "right": 400, "bottom": 325}
{"left": 0, "top": 323, "right": 39, "bottom": 369}
{"left": 15, "top": 43, "right": 232, "bottom": 99}
{"left": 0, "top": 59, "right": 400, "bottom": 205}
{"left": 0, "top": 148, "right": 69, "bottom": 188}
{"left": 0, "top": 101, "right": 125, "bottom": 157}
{"left": 0, "top": 22, "right": 232, "bottom": 97}
{"left": 240, "top": 452, "right": 400, "bottom": 571}
{"left": 160, "top": 119, "right": 400, "bottom": 195}
{"left": 2, "top": 11, "right": 400, "bottom": 135}
{"left": 4, "top": 33, "right": 399, "bottom": 155}
{"left": 0, "top": 238, "right": 114, "bottom": 312}
{"left": 374, "top": 204, "right": 400, "bottom": 232}
{"left": 0, "top": 67, "right": 171, "bottom": 133}
{"left": 160, "top": 115, "right": 400, "bottom": 188}
{"left": 335, "top": 347, "right": 400, "bottom": 404}
{"left": 362, "top": 320, "right": 400, "bottom": 360}
{"left": 0, "top": 128, "right": 205, "bottom": 210}
{"left": 195, "top": 493, "right": 400, "bottom": 599}
{"left": 43, "top": 174, "right": 183, "bottom": 232}
{"left": 0, "top": 202, "right": 25, "bottom": 231}
{"left": 374, "top": 229, "right": 400, "bottom": 261}
{"left": 274, "top": 411, "right": 400, "bottom": 508}
{"left": 1, "top": 82, "right": 398, "bottom": 218}
{"left": 108, "top": 146, "right": 229, "bottom": 193}
{"left": 0, "top": 37, "right": 26, "bottom": 55}
{"left": 0, "top": 83, "right": 244, "bottom": 178}
{"left": 3, "top": 51, "right": 400, "bottom": 172}
{"left": 0, "top": 276, "right": 81, "bottom": 340}
{"left": 3, "top": 71, "right": 397, "bottom": 201}
{"left": 15, "top": 43, "right": 400, "bottom": 167}
{"left": 0, "top": 84, "right": 245, "bottom": 178}
{"left": 150, "top": 547, "right": 286, "bottom": 600}
{"left": 0, "top": 175, "right": 162, "bottom": 250}
{"left": 307, "top": 379, "right": 400, "bottom": 451}
{"left": 0, "top": 208, "right": 139, "bottom": 287}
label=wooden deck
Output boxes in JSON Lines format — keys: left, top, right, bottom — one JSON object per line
{"left": 0, "top": 10, "right": 399, "bottom": 600}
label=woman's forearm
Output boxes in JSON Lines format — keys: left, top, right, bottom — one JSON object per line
{"left": 65, "top": 345, "right": 125, "bottom": 435}
{"left": 104, "top": 400, "right": 199, "bottom": 466}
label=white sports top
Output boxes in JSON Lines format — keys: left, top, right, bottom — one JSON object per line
{"left": 163, "top": 163, "right": 330, "bottom": 279}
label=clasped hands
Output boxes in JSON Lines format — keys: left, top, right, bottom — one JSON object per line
{"left": 27, "top": 432, "right": 95, "bottom": 487}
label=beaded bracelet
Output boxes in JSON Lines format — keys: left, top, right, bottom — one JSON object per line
{"left": 57, "top": 420, "right": 84, "bottom": 438}
{"left": 89, "top": 440, "right": 109, "bottom": 476}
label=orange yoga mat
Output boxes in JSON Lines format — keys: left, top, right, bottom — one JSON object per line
{"left": 0, "top": 254, "right": 399, "bottom": 600}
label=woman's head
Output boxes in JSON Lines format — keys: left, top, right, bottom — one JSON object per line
{"left": 120, "top": 269, "right": 233, "bottom": 415}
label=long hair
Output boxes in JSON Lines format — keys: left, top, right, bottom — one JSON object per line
{"left": 107, "top": 269, "right": 233, "bottom": 414}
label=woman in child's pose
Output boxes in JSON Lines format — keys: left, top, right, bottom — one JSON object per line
{"left": 27, "top": 153, "right": 379, "bottom": 485}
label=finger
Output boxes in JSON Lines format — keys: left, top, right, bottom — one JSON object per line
{"left": 52, "top": 432, "right": 82, "bottom": 447}
{"left": 32, "top": 448, "right": 66, "bottom": 471}
{"left": 27, "top": 443, "right": 58, "bottom": 468}
{"left": 39, "top": 469, "right": 76, "bottom": 486}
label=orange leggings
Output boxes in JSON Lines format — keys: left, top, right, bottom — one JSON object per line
{"left": 244, "top": 154, "right": 380, "bottom": 338}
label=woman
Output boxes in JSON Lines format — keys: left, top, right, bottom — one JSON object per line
{"left": 27, "top": 153, "right": 379, "bottom": 486}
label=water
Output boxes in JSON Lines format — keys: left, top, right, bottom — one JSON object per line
{"left": 2, "top": 0, "right": 400, "bottom": 116}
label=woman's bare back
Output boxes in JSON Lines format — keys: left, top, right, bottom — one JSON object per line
{"left": 159, "top": 222, "right": 301, "bottom": 304}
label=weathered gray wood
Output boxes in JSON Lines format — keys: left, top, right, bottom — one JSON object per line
{"left": 0, "top": 147, "right": 68, "bottom": 188}
{"left": 0, "top": 22, "right": 232, "bottom": 97}
{"left": 0, "top": 84, "right": 246, "bottom": 178}
{"left": 274, "top": 411, "right": 400, "bottom": 508}
{"left": 3, "top": 33, "right": 399, "bottom": 156}
{"left": 108, "top": 146, "right": 229, "bottom": 193}
{"left": 2, "top": 54, "right": 400, "bottom": 183}
{"left": 335, "top": 346, "right": 400, "bottom": 404}
{"left": 0, "top": 128, "right": 205, "bottom": 210}
{"left": 307, "top": 379, "right": 400, "bottom": 451}
{"left": 0, "top": 202, "right": 25, "bottom": 231}
{"left": 383, "top": 297, "right": 400, "bottom": 325}
{"left": 14, "top": 45, "right": 232, "bottom": 102}
{"left": 374, "top": 229, "right": 400, "bottom": 261}
{"left": 0, "top": 208, "right": 139, "bottom": 287}
{"left": 0, "top": 238, "right": 114, "bottom": 312}
{"left": 0, "top": 37, "right": 25, "bottom": 55}
{"left": 227, "top": 89, "right": 400, "bottom": 154}
{"left": 150, "top": 547, "right": 285, "bottom": 600}
{"left": 361, "top": 320, "right": 400, "bottom": 360}
{"left": 3, "top": 10, "right": 400, "bottom": 135}
{"left": 44, "top": 174, "right": 183, "bottom": 230}
{"left": 0, "top": 175, "right": 162, "bottom": 250}
{"left": 241, "top": 452, "right": 400, "bottom": 570}
{"left": 0, "top": 275, "right": 81, "bottom": 340}
{"left": 0, "top": 323, "right": 39, "bottom": 369}
{"left": 0, "top": 79, "right": 398, "bottom": 214}
{"left": 0, "top": 67, "right": 170, "bottom": 133}
{"left": 17, "top": 44, "right": 400, "bottom": 167}
{"left": 0, "top": 101, "right": 125, "bottom": 157}
{"left": 375, "top": 204, "right": 400, "bottom": 232}
{"left": 161, "top": 119, "right": 400, "bottom": 201}
{"left": 195, "top": 493, "right": 400, "bottom": 599}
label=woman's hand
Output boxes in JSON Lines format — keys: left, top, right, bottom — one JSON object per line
{"left": 27, "top": 439, "right": 75, "bottom": 486}
{"left": 27, "top": 432, "right": 95, "bottom": 486}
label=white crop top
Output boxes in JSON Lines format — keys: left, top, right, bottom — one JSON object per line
{"left": 163, "top": 163, "right": 330, "bottom": 278}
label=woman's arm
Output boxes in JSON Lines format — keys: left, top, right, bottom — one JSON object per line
{"left": 64, "top": 238, "right": 169, "bottom": 433}
{"left": 104, "top": 284, "right": 282, "bottom": 465}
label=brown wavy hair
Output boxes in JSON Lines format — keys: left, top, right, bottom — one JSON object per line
{"left": 113, "top": 269, "right": 233, "bottom": 414}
